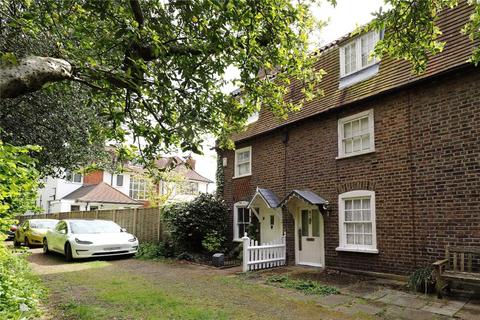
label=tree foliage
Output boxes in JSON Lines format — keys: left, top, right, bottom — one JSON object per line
{"left": 363, "top": 0, "right": 480, "bottom": 73}
{"left": 0, "top": 0, "right": 478, "bottom": 166}
{"left": 0, "top": 141, "right": 40, "bottom": 233}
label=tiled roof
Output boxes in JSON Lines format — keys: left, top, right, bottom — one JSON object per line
{"left": 248, "top": 187, "right": 281, "bottom": 208}
{"left": 62, "top": 182, "right": 141, "bottom": 204}
{"left": 126, "top": 157, "right": 213, "bottom": 184}
{"left": 232, "top": 2, "right": 478, "bottom": 142}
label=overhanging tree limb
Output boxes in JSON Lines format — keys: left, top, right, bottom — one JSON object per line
{"left": 0, "top": 56, "right": 72, "bottom": 98}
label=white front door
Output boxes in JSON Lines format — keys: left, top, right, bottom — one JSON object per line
{"left": 297, "top": 208, "right": 324, "bottom": 267}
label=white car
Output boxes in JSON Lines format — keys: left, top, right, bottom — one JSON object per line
{"left": 44, "top": 219, "right": 139, "bottom": 262}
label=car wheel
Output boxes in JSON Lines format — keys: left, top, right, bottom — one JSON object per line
{"left": 13, "top": 238, "right": 20, "bottom": 247}
{"left": 43, "top": 238, "right": 50, "bottom": 254}
{"left": 25, "top": 237, "right": 30, "bottom": 248}
{"left": 64, "top": 243, "right": 74, "bottom": 262}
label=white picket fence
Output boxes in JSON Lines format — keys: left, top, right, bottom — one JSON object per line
{"left": 242, "top": 233, "right": 286, "bottom": 272}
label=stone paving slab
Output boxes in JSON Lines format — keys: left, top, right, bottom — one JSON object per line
{"left": 377, "top": 291, "right": 428, "bottom": 309}
{"left": 384, "top": 305, "right": 450, "bottom": 320}
{"left": 420, "top": 298, "right": 468, "bottom": 317}
{"left": 316, "top": 294, "right": 355, "bottom": 307}
{"left": 334, "top": 300, "right": 386, "bottom": 317}
{"left": 455, "top": 299, "right": 480, "bottom": 320}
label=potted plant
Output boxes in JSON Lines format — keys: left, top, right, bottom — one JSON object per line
{"left": 408, "top": 266, "right": 435, "bottom": 294}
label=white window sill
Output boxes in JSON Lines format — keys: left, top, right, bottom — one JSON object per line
{"left": 233, "top": 238, "right": 243, "bottom": 242}
{"left": 336, "top": 246, "right": 379, "bottom": 254}
{"left": 233, "top": 174, "right": 252, "bottom": 179}
{"left": 336, "top": 149, "right": 375, "bottom": 160}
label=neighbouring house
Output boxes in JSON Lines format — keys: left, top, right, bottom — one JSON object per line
{"left": 37, "top": 156, "right": 213, "bottom": 213}
{"left": 219, "top": 2, "right": 479, "bottom": 276}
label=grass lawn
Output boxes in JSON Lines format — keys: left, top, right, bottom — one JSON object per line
{"left": 37, "top": 257, "right": 351, "bottom": 320}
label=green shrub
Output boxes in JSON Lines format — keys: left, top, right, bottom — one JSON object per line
{"left": 135, "top": 240, "right": 176, "bottom": 260}
{"left": 164, "top": 194, "right": 228, "bottom": 253}
{"left": 266, "top": 275, "right": 339, "bottom": 296}
{"left": 0, "top": 245, "right": 45, "bottom": 319}
{"left": 202, "top": 231, "right": 226, "bottom": 253}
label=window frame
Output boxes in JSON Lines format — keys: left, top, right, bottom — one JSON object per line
{"left": 233, "top": 201, "right": 250, "bottom": 241}
{"left": 129, "top": 176, "right": 150, "bottom": 200}
{"left": 337, "top": 109, "right": 375, "bottom": 159}
{"left": 65, "top": 170, "right": 83, "bottom": 184}
{"left": 337, "top": 190, "right": 378, "bottom": 254}
{"left": 116, "top": 174, "right": 124, "bottom": 187}
{"left": 340, "top": 31, "right": 379, "bottom": 78}
{"left": 234, "top": 146, "right": 252, "bottom": 178}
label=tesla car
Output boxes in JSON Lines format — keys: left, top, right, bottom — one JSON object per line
{"left": 14, "top": 219, "right": 59, "bottom": 247}
{"left": 44, "top": 219, "right": 139, "bottom": 262}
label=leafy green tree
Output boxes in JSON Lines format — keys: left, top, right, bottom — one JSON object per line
{"left": 0, "top": 141, "right": 40, "bottom": 236}
{"left": 0, "top": 0, "right": 478, "bottom": 165}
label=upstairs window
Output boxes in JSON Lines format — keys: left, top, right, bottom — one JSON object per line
{"left": 234, "top": 146, "right": 252, "bottom": 178}
{"left": 116, "top": 174, "right": 124, "bottom": 187}
{"left": 340, "top": 31, "right": 379, "bottom": 78}
{"left": 65, "top": 170, "right": 82, "bottom": 183}
{"left": 129, "top": 176, "right": 150, "bottom": 200}
{"left": 337, "top": 109, "right": 374, "bottom": 158}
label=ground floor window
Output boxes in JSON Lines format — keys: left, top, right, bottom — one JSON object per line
{"left": 337, "top": 190, "right": 378, "bottom": 253}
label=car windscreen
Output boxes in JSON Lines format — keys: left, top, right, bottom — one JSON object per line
{"left": 30, "top": 220, "right": 58, "bottom": 229}
{"left": 70, "top": 220, "right": 122, "bottom": 234}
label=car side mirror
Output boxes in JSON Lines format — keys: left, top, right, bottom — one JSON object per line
{"left": 120, "top": 228, "right": 127, "bottom": 232}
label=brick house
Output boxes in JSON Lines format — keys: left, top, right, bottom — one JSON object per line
{"left": 219, "top": 2, "right": 479, "bottom": 275}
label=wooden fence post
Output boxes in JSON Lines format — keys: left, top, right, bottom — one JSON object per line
{"left": 113, "top": 209, "right": 117, "bottom": 222}
{"left": 242, "top": 233, "right": 250, "bottom": 272}
{"left": 133, "top": 208, "right": 138, "bottom": 235}
{"left": 157, "top": 207, "right": 162, "bottom": 243}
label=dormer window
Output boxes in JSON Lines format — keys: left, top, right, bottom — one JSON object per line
{"left": 340, "top": 31, "right": 379, "bottom": 77}
{"left": 339, "top": 31, "right": 380, "bottom": 89}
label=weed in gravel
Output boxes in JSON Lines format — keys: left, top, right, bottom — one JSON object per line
{"left": 266, "top": 274, "right": 340, "bottom": 296}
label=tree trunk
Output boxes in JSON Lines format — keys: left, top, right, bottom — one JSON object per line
{"left": 0, "top": 56, "right": 72, "bottom": 99}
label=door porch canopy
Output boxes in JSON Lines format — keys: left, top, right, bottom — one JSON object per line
{"left": 247, "top": 187, "right": 282, "bottom": 218}
{"left": 279, "top": 189, "right": 329, "bottom": 213}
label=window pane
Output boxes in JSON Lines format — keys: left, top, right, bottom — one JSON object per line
{"left": 312, "top": 210, "right": 320, "bottom": 237}
{"left": 355, "top": 234, "right": 364, "bottom": 245}
{"left": 73, "top": 174, "right": 82, "bottom": 183}
{"left": 360, "top": 117, "right": 369, "bottom": 132}
{"left": 353, "top": 199, "right": 361, "bottom": 209}
{"left": 352, "top": 120, "right": 360, "bottom": 136}
{"left": 301, "top": 210, "right": 309, "bottom": 237}
{"left": 238, "top": 208, "right": 245, "bottom": 223}
{"left": 116, "top": 175, "right": 124, "bottom": 186}
{"left": 345, "top": 210, "right": 353, "bottom": 221}
{"left": 365, "top": 234, "right": 373, "bottom": 245}
{"left": 346, "top": 223, "right": 354, "bottom": 233}
{"left": 347, "top": 234, "right": 354, "bottom": 244}
{"left": 353, "top": 137, "right": 362, "bottom": 152}
{"left": 362, "top": 135, "right": 370, "bottom": 150}
{"left": 363, "top": 210, "right": 371, "bottom": 221}
{"left": 344, "top": 140, "right": 353, "bottom": 153}
{"left": 362, "top": 198, "right": 370, "bottom": 209}
{"left": 364, "top": 223, "right": 372, "bottom": 233}
{"left": 238, "top": 224, "right": 245, "bottom": 238}
{"left": 344, "top": 122, "right": 352, "bottom": 138}
{"left": 345, "top": 200, "right": 352, "bottom": 210}
{"left": 244, "top": 209, "right": 250, "bottom": 223}
{"left": 238, "top": 163, "right": 250, "bottom": 176}
{"left": 355, "top": 223, "right": 364, "bottom": 233}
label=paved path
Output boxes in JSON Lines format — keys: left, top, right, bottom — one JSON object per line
{"left": 26, "top": 247, "right": 480, "bottom": 319}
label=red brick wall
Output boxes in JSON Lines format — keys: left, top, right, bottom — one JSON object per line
{"left": 83, "top": 170, "right": 104, "bottom": 185}
{"left": 220, "top": 67, "right": 480, "bottom": 275}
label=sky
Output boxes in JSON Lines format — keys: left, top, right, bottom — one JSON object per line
{"left": 190, "top": 0, "right": 386, "bottom": 189}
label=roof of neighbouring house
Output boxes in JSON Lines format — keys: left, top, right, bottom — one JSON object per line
{"left": 126, "top": 156, "right": 213, "bottom": 184}
{"left": 248, "top": 187, "right": 281, "bottom": 208}
{"left": 232, "top": 2, "right": 478, "bottom": 142}
{"left": 61, "top": 182, "right": 141, "bottom": 204}
{"left": 279, "top": 190, "right": 328, "bottom": 207}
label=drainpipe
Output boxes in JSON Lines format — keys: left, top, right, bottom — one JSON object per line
{"left": 407, "top": 92, "right": 418, "bottom": 268}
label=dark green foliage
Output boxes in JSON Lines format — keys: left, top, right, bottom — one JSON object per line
{"left": 215, "top": 155, "right": 225, "bottom": 198}
{"left": 201, "top": 231, "right": 226, "bottom": 253}
{"left": 135, "top": 241, "right": 175, "bottom": 260}
{"left": 408, "top": 266, "right": 435, "bottom": 293}
{"left": 164, "top": 194, "right": 228, "bottom": 253}
{"left": 266, "top": 275, "right": 340, "bottom": 296}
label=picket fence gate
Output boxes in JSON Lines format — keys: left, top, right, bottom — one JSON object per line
{"left": 242, "top": 233, "right": 286, "bottom": 272}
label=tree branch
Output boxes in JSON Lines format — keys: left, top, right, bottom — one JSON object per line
{"left": 0, "top": 56, "right": 72, "bottom": 99}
